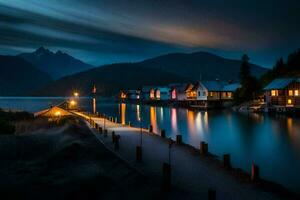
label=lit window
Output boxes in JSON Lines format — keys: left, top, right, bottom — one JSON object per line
{"left": 289, "top": 90, "right": 293, "bottom": 96}
{"left": 210, "top": 92, "right": 213, "bottom": 97}
{"left": 271, "top": 90, "right": 277, "bottom": 96}
{"left": 295, "top": 90, "right": 299, "bottom": 96}
{"left": 228, "top": 92, "right": 232, "bottom": 98}
{"left": 288, "top": 99, "right": 292, "bottom": 104}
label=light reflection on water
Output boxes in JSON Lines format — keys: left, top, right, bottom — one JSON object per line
{"left": 0, "top": 98, "right": 300, "bottom": 192}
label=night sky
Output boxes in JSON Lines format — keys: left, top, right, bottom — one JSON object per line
{"left": 0, "top": 0, "right": 300, "bottom": 68}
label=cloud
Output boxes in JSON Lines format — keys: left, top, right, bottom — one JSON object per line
{"left": 0, "top": 0, "right": 300, "bottom": 67}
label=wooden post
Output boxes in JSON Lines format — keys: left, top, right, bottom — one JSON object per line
{"left": 114, "top": 135, "right": 120, "bottom": 150}
{"left": 136, "top": 146, "right": 142, "bottom": 162}
{"left": 223, "top": 154, "right": 231, "bottom": 169}
{"left": 208, "top": 189, "right": 216, "bottom": 200}
{"left": 251, "top": 163, "right": 260, "bottom": 181}
{"left": 112, "top": 131, "right": 115, "bottom": 143}
{"left": 176, "top": 135, "right": 182, "bottom": 144}
{"left": 200, "top": 141, "right": 208, "bottom": 155}
{"left": 161, "top": 129, "right": 166, "bottom": 138}
{"left": 162, "top": 162, "right": 171, "bottom": 192}
{"left": 149, "top": 124, "right": 153, "bottom": 133}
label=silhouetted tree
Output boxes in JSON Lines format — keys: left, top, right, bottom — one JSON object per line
{"left": 235, "top": 54, "right": 261, "bottom": 103}
{"left": 240, "top": 54, "right": 251, "bottom": 83}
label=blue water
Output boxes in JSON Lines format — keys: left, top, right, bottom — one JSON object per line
{"left": 0, "top": 97, "right": 300, "bottom": 192}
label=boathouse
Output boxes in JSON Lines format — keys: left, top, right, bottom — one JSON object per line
{"left": 155, "top": 87, "right": 170, "bottom": 100}
{"left": 185, "top": 80, "right": 240, "bottom": 108}
{"left": 169, "top": 83, "right": 188, "bottom": 101}
{"left": 141, "top": 86, "right": 155, "bottom": 100}
{"left": 264, "top": 78, "right": 300, "bottom": 108}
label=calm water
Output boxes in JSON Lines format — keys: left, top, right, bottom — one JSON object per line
{"left": 0, "top": 97, "right": 300, "bottom": 192}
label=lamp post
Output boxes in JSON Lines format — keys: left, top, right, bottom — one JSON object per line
{"left": 136, "top": 95, "right": 143, "bottom": 162}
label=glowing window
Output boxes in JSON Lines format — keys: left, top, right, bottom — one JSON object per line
{"left": 295, "top": 90, "right": 299, "bottom": 96}
{"left": 271, "top": 90, "right": 277, "bottom": 96}
{"left": 289, "top": 90, "right": 293, "bottom": 96}
{"left": 228, "top": 92, "right": 232, "bottom": 98}
{"left": 288, "top": 99, "right": 292, "bottom": 104}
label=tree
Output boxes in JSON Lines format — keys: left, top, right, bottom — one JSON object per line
{"left": 234, "top": 54, "right": 261, "bottom": 103}
{"left": 240, "top": 54, "right": 250, "bottom": 83}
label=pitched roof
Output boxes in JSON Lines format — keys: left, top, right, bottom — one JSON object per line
{"left": 200, "top": 81, "right": 224, "bottom": 91}
{"left": 223, "top": 83, "right": 241, "bottom": 92}
{"left": 264, "top": 78, "right": 296, "bottom": 90}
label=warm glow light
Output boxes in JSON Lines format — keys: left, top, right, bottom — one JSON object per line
{"left": 289, "top": 90, "right": 293, "bottom": 96}
{"left": 171, "top": 89, "right": 177, "bottom": 99}
{"left": 156, "top": 90, "right": 161, "bottom": 99}
{"left": 271, "top": 90, "right": 277, "bottom": 96}
{"left": 295, "top": 90, "right": 299, "bottom": 96}
{"left": 55, "top": 111, "right": 61, "bottom": 116}
{"left": 288, "top": 99, "right": 292, "bottom": 104}
{"left": 150, "top": 89, "right": 155, "bottom": 99}
{"left": 70, "top": 100, "right": 76, "bottom": 106}
{"left": 74, "top": 92, "right": 79, "bottom": 97}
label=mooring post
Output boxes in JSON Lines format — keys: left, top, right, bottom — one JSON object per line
{"left": 251, "top": 163, "right": 260, "bottom": 181}
{"left": 114, "top": 135, "right": 120, "bottom": 150}
{"left": 200, "top": 141, "right": 208, "bottom": 155}
{"left": 162, "top": 162, "right": 171, "bottom": 192}
{"left": 149, "top": 124, "right": 153, "bottom": 133}
{"left": 176, "top": 135, "right": 182, "bottom": 144}
{"left": 161, "top": 129, "right": 166, "bottom": 138}
{"left": 223, "top": 154, "right": 231, "bottom": 169}
{"left": 112, "top": 131, "right": 115, "bottom": 143}
{"left": 208, "top": 189, "right": 216, "bottom": 200}
{"left": 136, "top": 145, "right": 142, "bottom": 162}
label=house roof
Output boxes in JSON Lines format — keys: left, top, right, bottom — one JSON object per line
{"left": 156, "top": 87, "right": 170, "bottom": 92}
{"left": 223, "top": 83, "right": 241, "bottom": 92}
{"left": 264, "top": 78, "right": 297, "bottom": 90}
{"left": 200, "top": 81, "right": 224, "bottom": 91}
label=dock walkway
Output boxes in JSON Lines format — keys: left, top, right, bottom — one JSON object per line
{"left": 73, "top": 111, "right": 287, "bottom": 200}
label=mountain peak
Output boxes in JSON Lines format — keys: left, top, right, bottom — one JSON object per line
{"left": 34, "top": 46, "right": 52, "bottom": 55}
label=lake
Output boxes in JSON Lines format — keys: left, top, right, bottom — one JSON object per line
{"left": 0, "top": 97, "right": 300, "bottom": 192}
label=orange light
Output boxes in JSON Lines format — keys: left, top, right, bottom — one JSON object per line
{"left": 70, "top": 100, "right": 76, "bottom": 106}
{"left": 74, "top": 92, "right": 79, "bottom": 97}
{"left": 288, "top": 99, "right": 292, "bottom": 104}
{"left": 55, "top": 111, "right": 61, "bottom": 117}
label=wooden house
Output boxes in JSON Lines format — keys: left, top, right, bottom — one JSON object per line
{"left": 155, "top": 87, "right": 170, "bottom": 100}
{"left": 184, "top": 81, "right": 240, "bottom": 107}
{"left": 264, "top": 78, "right": 300, "bottom": 107}
{"left": 169, "top": 83, "right": 188, "bottom": 101}
{"left": 141, "top": 86, "right": 155, "bottom": 100}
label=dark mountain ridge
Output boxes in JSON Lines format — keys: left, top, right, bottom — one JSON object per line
{"left": 0, "top": 55, "right": 53, "bottom": 96}
{"left": 19, "top": 47, "right": 94, "bottom": 79}
{"left": 138, "top": 51, "right": 267, "bottom": 81}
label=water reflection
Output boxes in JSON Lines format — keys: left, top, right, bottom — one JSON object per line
{"left": 120, "top": 103, "right": 126, "bottom": 125}
{"left": 136, "top": 105, "right": 141, "bottom": 122}
{"left": 92, "top": 98, "right": 96, "bottom": 114}
{"left": 150, "top": 106, "right": 158, "bottom": 133}
{"left": 187, "top": 110, "right": 195, "bottom": 134}
{"left": 171, "top": 108, "right": 177, "bottom": 133}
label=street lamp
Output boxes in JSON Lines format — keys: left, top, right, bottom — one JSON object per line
{"left": 74, "top": 92, "right": 79, "bottom": 97}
